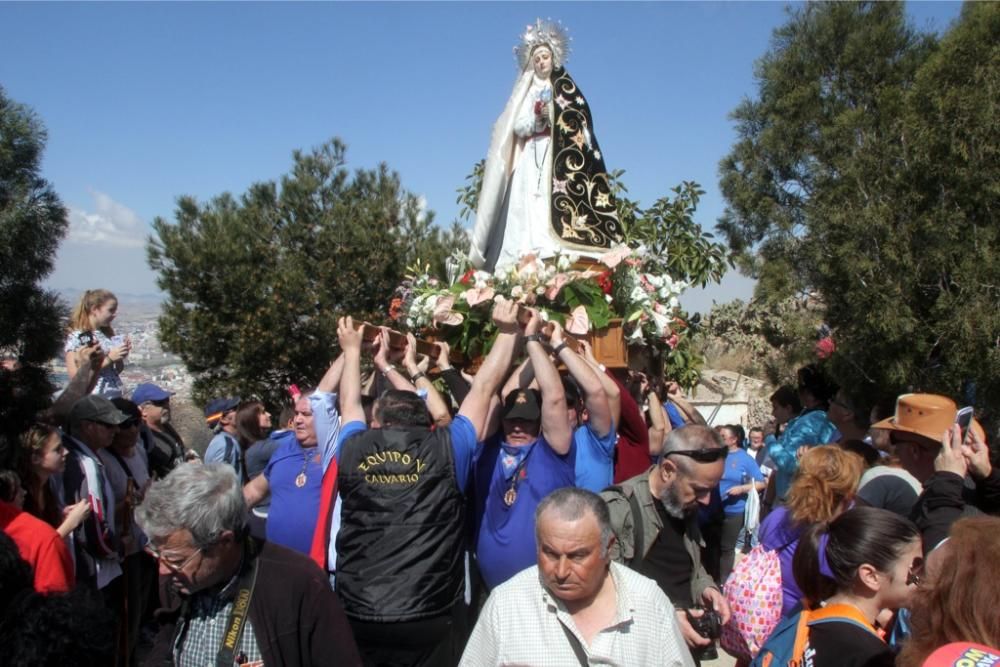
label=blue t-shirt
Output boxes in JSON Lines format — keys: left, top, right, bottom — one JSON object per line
{"left": 664, "top": 401, "right": 688, "bottom": 429}
{"left": 719, "top": 448, "right": 764, "bottom": 515}
{"left": 473, "top": 434, "right": 575, "bottom": 590}
{"left": 573, "top": 421, "right": 617, "bottom": 493}
{"left": 204, "top": 432, "right": 243, "bottom": 480}
{"left": 264, "top": 438, "right": 325, "bottom": 555}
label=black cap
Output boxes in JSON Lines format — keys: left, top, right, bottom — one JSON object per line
{"left": 68, "top": 395, "right": 130, "bottom": 426}
{"left": 502, "top": 389, "right": 542, "bottom": 422}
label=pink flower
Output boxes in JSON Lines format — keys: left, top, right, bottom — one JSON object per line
{"left": 463, "top": 286, "right": 495, "bottom": 307}
{"left": 666, "top": 334, "right": 679, "bottom": 349}
{"left": 599, "top": 246, "right": 631, "bottom": 270}
{"left": 565, "top": 305, "right": 590, "bottom": 335}
{"left": 544, "top": 273, "right": 570, "bottom": 300}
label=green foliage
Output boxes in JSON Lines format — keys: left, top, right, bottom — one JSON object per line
{"left": 717, "top": 1, "right": 1000, "bottom": 419}
{"left": 700, "top": 298, "right": 822, "bottom": 385}
{"left": 149, "top": 138, "right": 465, "bottom": 407}
{"left": 0, "top": 87, "right": 69, "bottom": 467}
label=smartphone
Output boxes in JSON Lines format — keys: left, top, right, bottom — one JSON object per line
{"left": 77, "top": 331, "right": 96, "bottom": 347}
{"left": 955, "top": 406, "right": 974, "bottom": 443}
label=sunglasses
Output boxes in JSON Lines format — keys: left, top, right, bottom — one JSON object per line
{"left": 119, "top": 419, "right": 139, "bottom": 428}
{"left": 664, "top": 447, "right": 727, "bottom": 463}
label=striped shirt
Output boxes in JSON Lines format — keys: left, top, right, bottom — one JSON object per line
{"left": 460, "top": 562, "right": 695, "bottom": 667}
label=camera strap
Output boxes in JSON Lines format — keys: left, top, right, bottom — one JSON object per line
{"left": 558, "top": 619, "right": 589, "bottom": 666}
{"left": 216, "top": 539, "right": 260, "bottom": 667}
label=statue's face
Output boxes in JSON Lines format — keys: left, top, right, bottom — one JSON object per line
{"left": 532, "top": 45, "right": 553, "bottom": 79}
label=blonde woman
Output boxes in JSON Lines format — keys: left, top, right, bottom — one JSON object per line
{"left": 64, "top": 289, "right": 130, "bottom": 397}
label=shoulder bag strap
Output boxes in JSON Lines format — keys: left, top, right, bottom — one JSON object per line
{"left": 626, "top": 489, "right": 644, "bottom": 566}
{"left": 106, "top": 447, "right": 136, "bottom": 481}
{"left": 558, "top": 619, "right": 589, "bottom": 666}
{"left": 215, "top": 540, "right": 261, "bottom": 667}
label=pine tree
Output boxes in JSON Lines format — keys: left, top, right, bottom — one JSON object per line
{"left": 149, "top": 138, "right": 466, "bottom": 407}
{"left": 717, "top": 1, "right": 1000, "bottom": 419}
{"left": 0, "top": 86, "right": 69, "bottom": 467}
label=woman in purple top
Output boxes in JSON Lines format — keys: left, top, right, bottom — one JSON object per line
{"left": 758, "top": 445, "right": 865, "bottom": 616}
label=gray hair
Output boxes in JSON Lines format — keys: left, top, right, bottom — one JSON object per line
{"left": 135, "top": 462, "right": 247, "bottom": 548}
{"left": 661, "top": 425, "right": 724, "bottom": 473}
{"left": 535, "top": 487, "right": 614, "bottom": 558}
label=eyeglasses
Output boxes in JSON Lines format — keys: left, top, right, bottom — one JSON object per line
{"left": 144, "top": 543, "right": 203, "bottom": 573}
{"left": 664, "top": 447, "right": 727, "bottom": 463}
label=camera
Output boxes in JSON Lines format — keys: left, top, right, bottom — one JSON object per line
{"left": 685, "top": 605, "right": 721, "bottom": 661}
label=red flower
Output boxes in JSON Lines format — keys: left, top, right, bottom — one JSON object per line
{"left": 389, "top": 297, "right": 404, "bottom": 321}
{"left": 596, "top": 270, "right": 613, "bottom": 295}
{"left": 815, "top": 337, "right": 835, "bottom": 360}
{"left": 459, "top": 268, "right": 475, "bottom": 286}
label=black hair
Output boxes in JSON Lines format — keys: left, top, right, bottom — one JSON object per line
{"left": 749, "top": 426, "right": 764, "bottom": 435}
{"left": 561, "top": 375, "right": 582, "bottom": 409}
{"left": 793, "top": 506, "right": 919, "bottom": 609}
{"left": 730, "top": 424, "right": 746, "bottom": 444}
{"left": 0, "top": 531, "right": 32, "bottom": 616}
{"left": 0, "top": 587, "right": 115, "bottom": 666}
{"left": 110, "top": 397, "right": 140, "bottom": 422}
{"left": 771, "top": 385, "right": 803, "bottom": 414}
{"left": 374, "top": 390, "right": 432, "bottom": 428}
{"left": 277, "top": 404, "right": 295, "bottom": 428}
{"left": 797, "top": 364, "right": 837, "bottom": 408}
{"left": 839, "top": 439, "right": 879, "bottom": 467}
{"left": 0, "top": 469, "right": 20, "bottom": 503}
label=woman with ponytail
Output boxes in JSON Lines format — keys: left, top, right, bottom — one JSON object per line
{"left": 64, "top": 289, "right": 130, "bottom": 398}
{"left": 779, "top": 507, "right": 921, "bottom": 666}
{"left": 758, "top": 445, "right": 864, "bottom": 617}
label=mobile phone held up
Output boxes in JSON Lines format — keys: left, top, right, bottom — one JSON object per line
{"left": 955, "top": 406, "right": 974, "bottom": 443}
{"left": 77, "top": 331, "right": 96, "bottom": 347}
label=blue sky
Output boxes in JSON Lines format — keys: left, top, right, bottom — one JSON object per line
{"left": 0, "top": 1, "right": 962, "bottom": 313}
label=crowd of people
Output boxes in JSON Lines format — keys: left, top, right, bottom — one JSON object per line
{"left": 1, "top": 289, "right": 999, "bottom": 667}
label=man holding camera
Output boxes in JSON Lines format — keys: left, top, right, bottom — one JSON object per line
{"left": 601, "top": 425, "right": 731, "bottom": 663}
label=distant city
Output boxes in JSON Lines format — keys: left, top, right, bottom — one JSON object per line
{"left": 50, "top": 290, "right": 195, "bottom": 402}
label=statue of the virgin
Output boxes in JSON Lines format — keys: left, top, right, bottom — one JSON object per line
{"left": 469, "top": 20, "right": 624, "bottom": 272}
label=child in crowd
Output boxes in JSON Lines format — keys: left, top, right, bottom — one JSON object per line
{"left": 64, "top": 289, "right": 130, "bottom": 398}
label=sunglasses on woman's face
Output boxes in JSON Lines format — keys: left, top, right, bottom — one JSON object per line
{"left": 664, "top": 447, "right": 727, "bottom": 463}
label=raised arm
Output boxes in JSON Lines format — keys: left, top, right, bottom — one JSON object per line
{"left": 337, "top": 316, "right": 366, "bottom": 426}
{"left": 435, "top": 341, "right": 470, "bottom": 406}
{"left": 665, "top": 381, "right": 707, "bottom": 426}
{"left": 316, "top": 350, "right": 346, "bottom": 394}
{"left": 524, "top": 311, "right": 571, "bottom": 455}
{"left": 402, "top": 332, "right": 451, "bottom": 428}
{"left": 550, "top": 323, "right": 612, "bottom": 438}
{"left": 576, "top": 338, "right": 620, "bottom": 433}
{"left": 458, "top": 298, "right": 520, "bottom": 441}
{"left": 370, "top": 327, "right": 417, "bottom": 392}
{"left": 645, "top": 384, "right": 669, "bottom": 457}
{"left": 49, "top": 343, "right": 104, "bottom": 426}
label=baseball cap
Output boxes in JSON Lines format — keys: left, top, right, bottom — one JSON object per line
{"left": 132, "top": 383, "right": 174, "bottom": 405}
{"left": 921, "top": 642, "right": 1000, "bottom": 667}
{"left": 502, "top": 389, "right": 542, "bottom": 422}
{"left": 205, "top": 397, "right": 241, "bottom": 426}
{"left": 68, "top": 395, "right": 130, "bottom": 426}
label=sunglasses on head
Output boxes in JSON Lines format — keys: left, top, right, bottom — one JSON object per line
{"left": 664, "top": 447, "right": 727, "bottom": 463}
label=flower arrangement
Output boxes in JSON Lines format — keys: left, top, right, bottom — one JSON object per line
{"left": 389, "top": 245, "right": 690, "bottom": 360}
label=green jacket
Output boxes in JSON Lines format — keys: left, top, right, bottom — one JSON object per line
{"left": 600, "top": 467, "right": 717, "bottom": 606}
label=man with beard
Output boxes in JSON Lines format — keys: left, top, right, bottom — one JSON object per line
{"left": 600, "top": 425, "right": 731, "bottom": 660}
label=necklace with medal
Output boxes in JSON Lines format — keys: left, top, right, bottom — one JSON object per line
{"left": 503, "top": 446, "right": 534, "bottom": 507}
{"left": 295, "top": 448, "right": 314, "bottom": 488}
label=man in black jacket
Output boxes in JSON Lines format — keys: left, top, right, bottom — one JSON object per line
{"left": 136, "top": 462, "right": 361, "bottom": 666}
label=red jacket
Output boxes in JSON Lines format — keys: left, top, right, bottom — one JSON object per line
{"left": 0, "top": 500, "right": 74, "bottom": 593}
